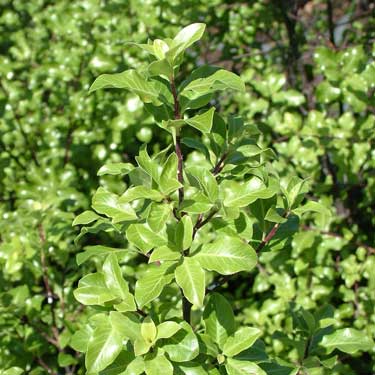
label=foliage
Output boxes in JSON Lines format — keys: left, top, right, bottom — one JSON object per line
{"left": 0, "top": 1, "right": 374, "bottom": 374}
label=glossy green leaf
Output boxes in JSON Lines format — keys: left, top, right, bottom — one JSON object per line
{"left": 195, "top": 235, "right": 257, "bottom": 275}
{"left": 162, "top": 321, "right": 199, "bottom": 362}
{"left": 225, "top": 359, "right": 266, "bottom": 375}
{"left": 203, "top": 293, "right": 235, "bottom": 349}
{"left": 92, "top": 187, "right": 138, "bottom": 223}
{"left": 135, "top": 262, "right": 176, "bottom": 307}
{"left": 175, "top": 257, "right": 205, "bottom": 307}
{"left": 72, "top": 210, "right": 100, "bottom": 226}
{"left": 74, "top": 273, "right": 115, "bottom": 305}
{"left": 321, "top": 328, "right": 374, "bottom": 354}
{"left": 156, "top": 321, "right": 182, "bottom": 340}
{"left": 97, "top": 163, "right": 135, "bottom": 176}
{"left": 223, "top": 327, "right": 262, "bottom": 357}
{"left": 145, "top": 354, "right": 174, "bottom": 375}
{"left": 185, "top": 107, "right": 215, "bottom": 133}
{"left": 126, "top": 223, "right": 167, "bottom": 253}
{"left": 103, "top": 254, "right": 136, "bottom": 311}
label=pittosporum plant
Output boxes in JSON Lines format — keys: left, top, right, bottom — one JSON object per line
{"left": 70, "top": 24, "right": 373, "bottom": 375}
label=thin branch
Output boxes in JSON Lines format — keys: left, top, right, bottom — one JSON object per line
{"left": 255, "top": 211, "right": 290, "bottom": 253}
{"left": 212, "top": 151, "right": 228, "bottom": 176}
{"left": 170, "top": 76, "right": 184, "bottom": 205}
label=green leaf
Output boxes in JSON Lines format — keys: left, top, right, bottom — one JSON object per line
{"left": 168, "top": 23, "right": 206, "bottom": 61}
{"left": 162, "top": 321, "right": 199, "bottom": 362}
{"left": 225, "top": 359, "right": 266, "bottom": 375}
{"left": 222, "top": 178, "right": 275, "bottom": 208}
{"left": 292, "top": 201, "right": 331, "bottom": 218}
{"left": 110, "top": 311, "right": 141, "bottom": 343}
{"left": 175, "top": 215, "right": 193, "bottom": 251}
{"left": 74, "top": 273, "right": 115, "bottom": 305}
{"left": 72, "top": 210, "right": 100, "bottom": 226}
{"left": 76, "top": 245, "right": 129, "bottom": 266}
{"left": 135, "top": 262, "right": 176, "bottom": 307}
{"left": 119, "top": 186, "right": 164, "bottom": 203}
{"left": 316, "top": 81, "right": 341, "bottom": 104}
{"left": 187, "top": 166, "right": 218, "bottom": 203}
{"left": 97, "top": 163, "right": 134, "bottom": 176}
{"left": 103, "top": 254, "right": 136, "bottom": 311}
{"left": 89, "top": 69, "right": 170, "bottom": 106}
{"left": 70, "top": 324, "right": 94, "bottom": 353}
{"left": 92, "top": 187, "right": 138, "bottom": 223}
{"left": 185, "top": 107, "right": 215, "bottom": 133}
{"left": 203, "top": 293, "right": 235, "bottom": 349}
{"left": 85, "top": 314, "right": 126, "bottom": 374}
{"left": 159, "top": 152, "right": 182, "bottom": 195}
{"left": 181, "top": 69, "right": 245, "bottom": 99}
{"left": 223, "top": 327, "right": 262, "bottom": 357}
{"left": 145, "top": 354, "right": 174, "bottom": 375}
{"left": 320, "top": 328, "right": 374, "bottom": 354}
{"left": 126, "top": 223, "right": 167, "bottom": 253}
{"left": 149, "top": 246, "right": 181, "bottom": 263}
{"left": 147, "top": 203, "right": 172, "bottom": 232}
{"left": 175, "top": 257, "right": 205, "bottom": 307}
{"left": 141, "top": 316, "right": 157, "bottom": 344}
{"left": 123, "top": 357, "right": 145, "bottom": 375}
{"left": 156, "top": 321, "right": 182, "bottom": 340}
{"left": 194, "top": 235, "right": 257, "bottom": 275}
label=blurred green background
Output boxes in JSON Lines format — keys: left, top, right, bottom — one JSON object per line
{"left": 0, "top": 1, "right": 374, "bottom": 374}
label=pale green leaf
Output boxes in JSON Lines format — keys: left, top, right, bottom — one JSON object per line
{"left": 175, "top": 257, "right": 205, "bottom": 307}
{"left": 92, "top": 187, "right": 138, "bottom": 223}
{"left": 72, "top": 210, "right": 100, "bottom": 226}
{"left": 223, "top": 327, "right": 262, "bottom": 357}
{"left": 135, "top": 263, "right": 176, "bottom": 307}
{"left": 194, "top": 236, "right": 257, "bottom": 275}
{"left": 321, "top": 328, "right": 374, "bottom": 354}
{"left": 97, "top": 163, "right": 134, "bottom": 176}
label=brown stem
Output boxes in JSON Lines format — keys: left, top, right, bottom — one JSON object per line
{"left": 212, "top": 152, "right": 228, "bottom": 176}
{"left": 255, "top": 211, "right": 290, "bottom": 253}
{"left": 193, "top": 209, "right": 218, "bottom": 239}
{"left": 37, "top": 357, "right": 57, "bottom": 375}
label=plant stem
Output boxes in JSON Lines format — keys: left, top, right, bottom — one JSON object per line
{"left": 182, "top": 293, "right": 192, "bottom": 324}
{"left": 171, "top": 76, "right": 184, "bottom": 205}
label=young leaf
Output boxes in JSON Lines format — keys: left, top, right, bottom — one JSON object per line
{"left": 141, "top": 316, "right": 157, "bottom": 344}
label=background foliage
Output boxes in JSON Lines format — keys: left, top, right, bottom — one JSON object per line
{"left": 0, "top": 0, "right": 374, "bottom": 374}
